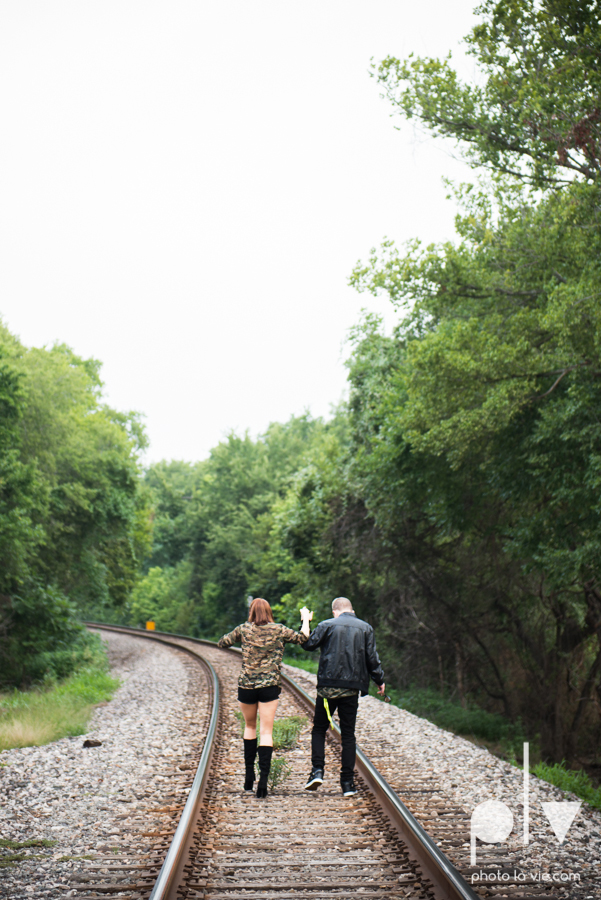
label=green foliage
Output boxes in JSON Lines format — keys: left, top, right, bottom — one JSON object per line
{"left": 0, "top": 587, "right": 98, "bottom": 687}
{"left": 337, "top": 0, "right": 601, "bottom": 764}
{"left": 190, "top": 417, "right": 335, "bottom": 635}
{"left": 271, "top": 716, "right": 307, "bottom": 750}
{"left": 143, "top": 460, "right": 203, "bottom": 572}
{"left": 343, "top": 180, "right": 601, "bottom": 763}
{"left": 533, "top": 760, "right": 601, "bottom": 809}
{"left": 0, "top": 318, "right": 148, "bottom": 687}
{"left": 0, "top": 326, "right": 46, "bottom": 591}
{"left": 266, "top": 757, "right": 292, "bottom": 789}
{"left": 373, "top": 0, "right": 601, "bottom": 187}
{"left": 52, "top": 666, "right": 117, "bottom": 707}
{"left": 17, "top": 340, "right": 149, "bottom": 612}
{"left": 283, "top": 651, "right": 319, "bottom": 675}
{"left": 128, "top": 562, "right": 194, "bottom": 634}
{"left": 136, "top": 414, "right": 347, "bottom": 638}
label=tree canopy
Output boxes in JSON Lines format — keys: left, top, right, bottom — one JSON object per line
{"left": 375, "top": 0, "right": 601, "bottom": 186}
{"left": 0, "top": 321, "right": 148, "bottom": 686}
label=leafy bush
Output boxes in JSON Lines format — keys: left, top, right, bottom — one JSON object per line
{"left": 533, "top": 760, "right": 601, "bottom": 811}
{"left": 266, "top": 757, "right": 291, "bottom": 789}
{"left": 0, "top": 584, "right": 105, "bottom": 688}
{"left": 127, "top": 562, "right": 194, "bottom": 635}
{"left": 272, "top": 716, "right": 307, "bottom": 750}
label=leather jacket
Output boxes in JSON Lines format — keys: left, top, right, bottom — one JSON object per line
{"left": 303, "top": 612, "right": 384, "bottom": 696}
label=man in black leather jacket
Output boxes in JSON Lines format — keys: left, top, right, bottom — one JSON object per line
{"left": 302, "top": 597, "right": 385, "bottom": 796}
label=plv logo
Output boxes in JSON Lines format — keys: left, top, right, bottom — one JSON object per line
{"left": 470, "top": 743, "right": 582, "bottom": 865}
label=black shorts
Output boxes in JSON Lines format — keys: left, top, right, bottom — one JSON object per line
{"left": 238, "top": 685, "right": 281, "bottom": 704}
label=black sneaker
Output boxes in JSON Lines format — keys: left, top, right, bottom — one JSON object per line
{"left": 304, "top": 768, "right": 324, "bottom": 790}
{"left": 341, "top": 780, "right": 357, "bottom": 797}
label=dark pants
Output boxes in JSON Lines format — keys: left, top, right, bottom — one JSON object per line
{"left": 311, "top": 694, "right": 359, "bottom": 782}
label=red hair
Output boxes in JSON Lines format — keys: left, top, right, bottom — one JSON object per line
{"left": 248, "top": 598, "right": 274, "bottom": 626}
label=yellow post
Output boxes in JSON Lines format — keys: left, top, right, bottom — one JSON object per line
{"left": 146, "top": 620, "right": 156, "bottom": 631}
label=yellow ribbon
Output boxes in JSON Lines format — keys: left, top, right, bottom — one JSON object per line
{"left": 323, "top": 697, "right": 334, "bottom": 730}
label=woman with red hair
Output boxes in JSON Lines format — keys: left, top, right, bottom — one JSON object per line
{"left": 218, "top": 598, "right": 313, "bottom": 797}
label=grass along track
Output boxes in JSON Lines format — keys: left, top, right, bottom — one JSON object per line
{"left": 0, "top": 663, "right": 119, "bottom": 753}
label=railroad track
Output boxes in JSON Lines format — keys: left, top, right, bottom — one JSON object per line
{"left": 69, "top": 625, "right": 564, "bottom": 900}
{"left": 285, "top": 668, "right": 580, "bottom": 900}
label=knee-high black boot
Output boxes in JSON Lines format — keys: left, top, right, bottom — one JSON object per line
{"left": 243, "top": 738, "right": 257, "bottom": 791}
{"left": 256, "top": 745, "right": 273, "bottom": 798}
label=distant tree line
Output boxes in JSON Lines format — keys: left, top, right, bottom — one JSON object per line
{"left": 2, "top": 0, "right": 600, "bottom": 765}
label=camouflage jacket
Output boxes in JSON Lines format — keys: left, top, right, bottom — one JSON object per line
{"left": 218, "top": 622, "right": 308, "bottom": 688}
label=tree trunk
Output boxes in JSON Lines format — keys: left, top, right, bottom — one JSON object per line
{"left": 435, "top": 636, "right": 444, "bottom": 695}
{"left": 565, "top": 646, "right": 601, "bottom": 765}
{"left": 455, "top": 642, "right": 466, "bottom": 709}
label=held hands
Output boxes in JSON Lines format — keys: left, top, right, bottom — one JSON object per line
{"left": 299, "top": 606, "right": 313, "bottom": 638}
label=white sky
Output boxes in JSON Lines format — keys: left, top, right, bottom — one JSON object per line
{"left": 0, "top": 1, "right": 477, "bottom": 464}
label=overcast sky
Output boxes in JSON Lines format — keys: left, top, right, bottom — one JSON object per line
{"left": 0, "top": 1, "right": 477, "bottom": 464}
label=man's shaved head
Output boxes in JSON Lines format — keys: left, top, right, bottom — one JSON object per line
{"left": 332, "top": 597, "right": 353, "bottom": 614}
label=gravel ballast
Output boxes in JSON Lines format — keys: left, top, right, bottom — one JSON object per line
{"left": 2, "top": 634, "right": 599, "bottom": 898}
{"left": 0, "top": 631, "right": 208, "bottom": 899}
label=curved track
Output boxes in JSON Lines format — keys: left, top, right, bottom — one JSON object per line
{"left": 70, "top": 625, "right": 560, "bottom": 900}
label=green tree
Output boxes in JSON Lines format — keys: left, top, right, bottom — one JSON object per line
{"left": 189, "top": 417, "right": 330, "bottom": 636}
{"left": 375, "top": 0, "right": 601, "bottom": 186}
{"left": 17, "top": 342, "right": 149, "bottom": 614}
{"left": 136, "top": 414, "right": 344, "bottom": 639}
{"left": 128, "top": 562, "right": 195, "bottom": 634}
{"left": 0, "top": 324, "right": 45, "bottom": 595}
{"left": 342, "top": 0, "right": 601, "bottom": 760}
{"left": 0, "top": 320, "right": 149, "bottom": 686}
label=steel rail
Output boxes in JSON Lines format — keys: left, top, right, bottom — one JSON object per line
{"left": 148, "top": 653, "right": 218, "bottom": 900}
{"left": 87, "top": 623, "right": 219, "bottom": 900}
{"left": 87, "top": 622, "right": 479, "bottom": 900}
